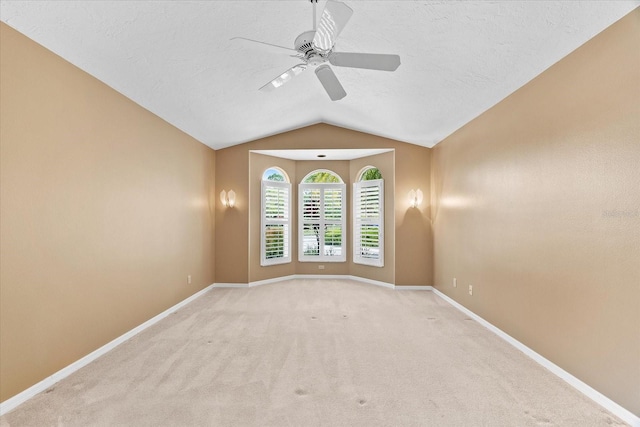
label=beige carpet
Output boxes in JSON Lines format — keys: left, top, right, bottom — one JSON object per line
{"left": 1, "top": 279, "right": 626, "bottom": 426}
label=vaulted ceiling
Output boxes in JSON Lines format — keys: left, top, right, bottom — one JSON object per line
{"left": 1, "top": 1, "right": 637, "bottom": 150}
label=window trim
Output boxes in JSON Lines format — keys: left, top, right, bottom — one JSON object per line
{"left": 261, "top": 179, "right": 292, "bottom": 266}
{"left": 298, "top": 182, "right": 347, "bottom": 262}
{"left": 353, "top": 178, "right": 384, "bottom": 267}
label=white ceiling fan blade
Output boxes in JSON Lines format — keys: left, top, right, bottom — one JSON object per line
{"left": 259, "top": 64, "right": 307, "bottom": 92}
{"left": 312, "top": 1, "right": 353, "bottom": 53}
{"left": 231, "top": 37, "right": 298, "bottom": 54}
{"left": 315, "top": 65, "right": 346, "bottom": 101}
{"left": 329, "top": 52, "right": 401, "bottom": 71}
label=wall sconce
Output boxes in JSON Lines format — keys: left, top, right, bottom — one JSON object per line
{"left": 220, "top": 190, "right": 236, "bottom": 208}
{"left": 408, "top": 189, "right": 423, "bottom": 208}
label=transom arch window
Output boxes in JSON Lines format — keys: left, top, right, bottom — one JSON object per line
{"left": 357, "top": 166, "right": 382, "bottom": 181}
{"left": 353, "top": 166, "right": 384, "bottom": 267}
{"left": 299, "top": 169, "right": 346, "bottom": 262}
{"left": 261, "top": 167, "right": 291, "bottom": 266}
{"left": 263, "top": 167, "right": 290, "bottom": 183}
{"left": 302, "top": 169, "right": 344, "bottom": 183}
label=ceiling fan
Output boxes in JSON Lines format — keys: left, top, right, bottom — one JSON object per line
{"left": 232, "top": 0, "right": 401, "bottom": 101}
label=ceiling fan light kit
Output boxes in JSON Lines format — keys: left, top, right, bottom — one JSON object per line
{"left": 233, "top": 0, "right": 401, "bottom": 101}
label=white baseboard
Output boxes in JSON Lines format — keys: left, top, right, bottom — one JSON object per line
{"left": 216, "top": 275, "right": 431, "bottom": 291}
{"left": 295, "top": 274, "right": 352, "bottom": 281}
{"left": 290, "top": 274, "right": 398, "bottom": 289}
{"left": 290, "top": 274, "right": 395, "bottom": 289}
{"left": 431, "top": 287, "right": 640, "bottom": 427}
{"left": 347, "top": 275, "right": 396, "bottom": 289}
{"left": 213, "top": 283, "right": 249, "bottom": 288}
{"left": 248, "top": 275, "right": 297, "bottom": 287}
{"left": 293, "top": 275, "right": 430, "bottom": 290}
{"left": 0, "top": 284, "right": 215, "bottom": 417}
{"left": 216, "top": 275, "right": 354, "bottom": 288}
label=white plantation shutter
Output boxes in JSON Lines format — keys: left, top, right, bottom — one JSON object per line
{"left": 299, "top": 183, "right": 346, "bottom": 262}
{"left": 261, "top": 180, "right": 291, "bottom": 266}
{"left": 353, "top": 179, "right": 384, "bottom": 267}
{"left": 300, "top": 187, "right": 321, "bottom": 257}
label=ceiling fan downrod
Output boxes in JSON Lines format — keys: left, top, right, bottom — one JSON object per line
{"left": 311, "top": 0, "right": 318, "bottom": 31}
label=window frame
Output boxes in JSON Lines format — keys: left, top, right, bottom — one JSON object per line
{"left": 261, "top": 179, "right": 292, "bottom": 266}
{"left": 298, "top": 182, "right": 347, "bottom": 263}
{"left": 353, "top": 178, "right": 384, "bottom": 267}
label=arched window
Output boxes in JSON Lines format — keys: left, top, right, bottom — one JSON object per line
{"left": 261, "top": 167, "right": 291, "bottom": 266}
{"left": 353, "top": 166, "right": 384, "bottom": 267}
{"left": 299, "top": 169, "right": 346, "bottom": 262}
{"left": 263, "top": 168, "right": 288, "bottom": 182}
{"left": 302, "top": 169, "right": 343, "bottom": 183}
{"left": 358, "top": 167, "right": 382, "bottom": 181}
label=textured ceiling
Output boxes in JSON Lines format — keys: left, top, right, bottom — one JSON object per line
{"left": 1, "top": 1, "right": 637, "bottom": 150}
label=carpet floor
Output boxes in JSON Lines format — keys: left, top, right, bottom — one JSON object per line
{"left": 0, "top": 279, "right": 626, "bottom": 426}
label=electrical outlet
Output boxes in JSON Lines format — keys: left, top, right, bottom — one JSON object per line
{"left": 318, "top": 265, "right": 325, "bottom": 270}
{"left": 188, "top": 275, "right": 192, "bottom": 284}
{"left": 453, "top": 278, "right": 457, "bottom": 288}
{"left": 469, "top": 285, "right": 473, "bottom": 295}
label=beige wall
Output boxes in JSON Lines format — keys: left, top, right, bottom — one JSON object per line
{"left": 215, "top": 146, "right": 249, "bottom": 283}
{"left": 0, "top": 23, "right": 216, "bottom": 402}
{"left": 393, "top": 147, "right": 432, "bottom": 286}
{"left": 216, "top": 125, "right": 431, "bottom": 286}
{"left": 431, "top": 10, "right": 640, "bottom": 415}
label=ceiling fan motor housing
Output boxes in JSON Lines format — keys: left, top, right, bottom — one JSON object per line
{"left": 295, "top": 30, "right": 328, "bottom": 66}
